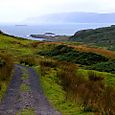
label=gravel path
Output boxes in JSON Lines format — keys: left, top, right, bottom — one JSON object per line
{"left": 0, "top": 64, "right": 61, "bottom": 115}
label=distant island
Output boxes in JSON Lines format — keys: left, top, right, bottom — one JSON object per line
{"left": 31, "top": 32, "right": 55, "bottom": 38}
{"left": 30, "top": 32, "right": 69, "bottom": 41}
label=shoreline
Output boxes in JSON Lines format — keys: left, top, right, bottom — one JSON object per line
{"left": 0, "top": 30, "right": 27, "bottom": 40}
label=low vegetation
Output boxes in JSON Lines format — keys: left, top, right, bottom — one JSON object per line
{"left": 0, "top": 52, "right": 14, "bottom": 101}
{"left": 39, "top": 45, "right": 109, "bottom": 65}
{"left": 37, "top": 59, "right": 115, "bottom": 114}
{"left": 17, "top": 108, "right": 35, "bottom": 115}
{"left": 0, "top": 31, "right": 115, "bottom": 114}
{"left": 38, "top": 45, "right": 115, "bottom": 73}
{"left": 87, "top": 61, "right": 115, "bottom": 74}
{"left": 21, "top": 73, "right": 29, "bottom": 80}
{"left": 20, "top": 84, "right": 30, "bottom": 92}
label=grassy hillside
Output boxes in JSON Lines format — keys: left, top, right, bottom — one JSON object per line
{"left": 70, "top": 25, "right": 115, "bottom": 50}
{"left": 0, "top": 31, "right": 37, "bottom": 55}
{"left": 35, "top": 59, "right": 115, "bottom": 114}
{"left": 0, "top": 32, "right": 115, "bottom": 114}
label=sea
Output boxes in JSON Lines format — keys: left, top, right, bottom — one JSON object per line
{"left": 0, "top": 23, "right": 115, "bottom": 40}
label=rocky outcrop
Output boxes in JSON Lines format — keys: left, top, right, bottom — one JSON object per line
{"left": 30, "top": 33, "right": 69, "bottom": 41}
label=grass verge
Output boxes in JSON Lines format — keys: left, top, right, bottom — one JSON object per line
{"left": 34, "top": 66, "right": 93, "bottom": 115}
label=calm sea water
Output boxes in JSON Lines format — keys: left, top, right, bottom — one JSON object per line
{"left": 0, "top": 23, "right": 114, "bottom": 40}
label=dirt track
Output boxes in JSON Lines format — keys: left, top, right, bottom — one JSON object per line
{"left": 0, "top": 64, "right": 61, "bottom": 115}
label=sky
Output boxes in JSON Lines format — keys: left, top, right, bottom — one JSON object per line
{"left": 0, "top": 0, "right": 115, "bottom": 23}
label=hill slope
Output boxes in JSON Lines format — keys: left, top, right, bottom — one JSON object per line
{"left": 70, "top": 25, "right": 115, "bottom": 50}
{"left": 1, "top": 31, "right": 115, "bottom": 114}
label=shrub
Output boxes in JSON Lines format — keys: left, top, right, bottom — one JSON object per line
{"left": 38, "top": 45, "right": 109, "bottom": 66}
{"left": 88, "top": 61, "right": 115, "bottom": 74}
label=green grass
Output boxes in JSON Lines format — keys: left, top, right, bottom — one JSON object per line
{"left": 0, "top": 34, "right": 34, "bottom": 56}
{"left": 35, "top": 58, "right": 115, "bottom": 114}
{"left": 0, "top": 82, "right": 7, "bottom": 102}
{"left": 77, "top": 69, "right": 115, "bottom": 86}
{"left": 0, "top": 33, "right": 35, "bottom": 101}
{"left": 21, "top": 73, "right": 29, "bottom": 80}
{"left": 35, "top": 66, "right": 93, "bottom": 115}
{"left": 17, "top": 108, "right": 35, "bottom": 115}
{"left": 20, "top": 84, "right": 30, "bottom": 92}
{"left": 1, "top": 32, "right": 115, "bottom": 114}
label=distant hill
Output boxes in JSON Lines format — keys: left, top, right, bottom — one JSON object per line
{"left": 25, "top": 12, "right": 115, "bottom": 24}
{"left": 70, "top": 25, "right": 115, "bottom": 50}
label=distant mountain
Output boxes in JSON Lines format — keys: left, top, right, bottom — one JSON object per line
{"left": 25, "top": 12, "right": 115, "bottom": 24}
{"left": 70, "top": 25, "right": 115, "bottom": 50}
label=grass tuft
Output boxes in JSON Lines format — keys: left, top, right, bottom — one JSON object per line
{"left": 17, "top": 108, "right": 35, "bottom": 115}
{"left": 20, "top": 84, "right": 30, "bottom": 92}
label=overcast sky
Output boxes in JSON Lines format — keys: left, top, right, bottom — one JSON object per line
{"left": 1, "top": 0, "right": 115, "bottom": 23}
